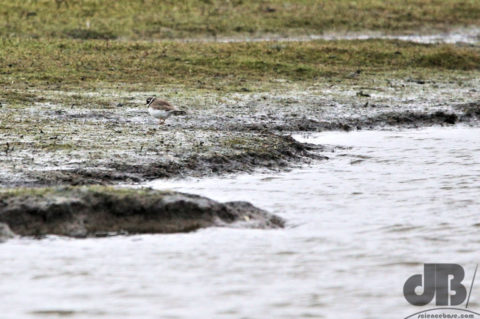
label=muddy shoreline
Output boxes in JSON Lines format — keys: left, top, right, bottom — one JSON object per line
{"left": 13, "top": 105, "right": 480, "bottom": 187}
{"left": 1, "top": 84, "right": 479, "bottom": 187}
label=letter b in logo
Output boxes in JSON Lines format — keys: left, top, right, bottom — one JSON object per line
{"left": 403, "top": 264, "right": 467, "bottom": 306}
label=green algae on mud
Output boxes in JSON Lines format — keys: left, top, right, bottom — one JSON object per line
{"left": 1, "top": 0, "right": 480, "bottom": 40}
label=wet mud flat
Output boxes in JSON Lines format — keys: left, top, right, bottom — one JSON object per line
{"left": 1, "top": 77, "right": 480, "bottom": 187}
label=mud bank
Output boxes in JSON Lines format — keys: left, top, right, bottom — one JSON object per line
{"left": 0, "top": 186, "right": 284, "bottom": 240}
{"left": 1, "top": 133, "right": 321, "bottom": 187}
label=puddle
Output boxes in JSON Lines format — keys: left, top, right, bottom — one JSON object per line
{"left": 176, "top": 27, "right": 480, "bottom": 44}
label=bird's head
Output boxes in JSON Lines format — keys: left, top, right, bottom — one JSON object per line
{"left": 146, "top": 97, "right": 155, "bottom": 105}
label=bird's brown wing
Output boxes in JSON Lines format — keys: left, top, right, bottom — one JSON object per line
{"left": 150, "top": 99, "right": 176, "bottom": 111}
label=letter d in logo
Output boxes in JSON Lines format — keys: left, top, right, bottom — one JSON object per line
{"left": 404, "top": 264, "right": 436, "bottom": 306}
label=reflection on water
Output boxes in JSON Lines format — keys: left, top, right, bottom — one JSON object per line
{"left": 1, "top": 126, "right": 480, "bottom": 319}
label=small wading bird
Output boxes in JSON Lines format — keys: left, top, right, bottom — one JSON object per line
{"left": 146, "top": 97, "right": 183, "bottom": 125}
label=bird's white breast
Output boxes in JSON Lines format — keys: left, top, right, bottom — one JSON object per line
{"left": 148, "top": 108, "right": 172, "bottom": 120}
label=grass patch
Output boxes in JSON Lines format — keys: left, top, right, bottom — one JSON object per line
{"left": 0, "top": 38, "right": 479, "bottom": 96}
{"left": 0, "top": 0, "right": 479, "bottom": 40}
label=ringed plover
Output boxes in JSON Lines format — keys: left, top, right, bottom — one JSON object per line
{"left": 146, "top": 97, "right": 179, "bottom": 125}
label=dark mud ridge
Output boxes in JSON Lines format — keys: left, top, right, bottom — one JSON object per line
{"left": 0, "top": 186, "right": 284, "bottom": 241}
{"left": 31, "top": 135, "right": 323, "bottom": 187}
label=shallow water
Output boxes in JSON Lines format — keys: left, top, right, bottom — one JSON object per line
{"left": 2, "top": 126, "right": 480, "bottom": 318}
{"left": 180, "top": 27, "right": 480, "bottom": 44}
